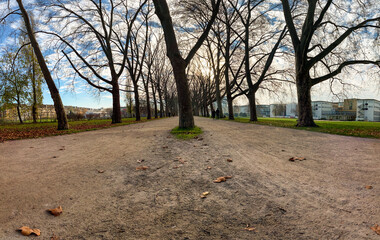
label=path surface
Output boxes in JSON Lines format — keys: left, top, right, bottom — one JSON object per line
{"left": 1, "top": 117, "right": 379, "bottom": 239}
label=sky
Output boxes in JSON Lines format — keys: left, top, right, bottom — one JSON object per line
{"left": 1, "top": 0, "right": 379, "bottom": 109}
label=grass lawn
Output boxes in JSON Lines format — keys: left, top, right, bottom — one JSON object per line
{"left": 0, "top": 117, "right": 160, "bottom": 142}
{"left": 171, "top": 126, "right": 203, "bottom": 140}
{"left": 227, "top": 117, "right": 380, "bottom": 139}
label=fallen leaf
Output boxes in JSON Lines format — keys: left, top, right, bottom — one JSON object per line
{"left": 227, "top": 158, "right": 233, "bottom": 162}
{"left": 18, "top": 226, "right": 41, "bottom": 236}
{"left": 48, "top": 206, "right": 63, "bottom": 216}
{"left": 289, "top": 157, "right": 306, "bottom": 162}
{"left": 200, "top": 191, "right": 210, "bottom": 198}
{"left": 244, "top": 227, "right": 256, "bottom": 231}
{"left": 213, "top": 177, "right": 226, "bottom": 183}
{"left": 97, "top": 170, "right": 105, "bottom": 173}
{"left": 205, "top": 166, "right": 212, "bottom": 170}
{"left": 136, "top": 166, "right": 149, "bottom": 170}
{"left": 365, "top": 185, "right": 373, "bottom": 189}
{"left": 162, "top": 146, "right": 168, "bottom": 149}
{"left": 371, "top": 224, "right": 380, "bottom": 235}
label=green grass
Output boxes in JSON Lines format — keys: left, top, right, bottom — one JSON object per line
{"left": 226, "top": 117, "right": 380, "bottom": 138}
{"left": 170, "top": 126, "right": 203, "bottom": 140}
{"left": 0, "top": 117, "right": 161, "bottom": 142}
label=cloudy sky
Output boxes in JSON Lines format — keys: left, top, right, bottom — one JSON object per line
{"left": 1, "top": 0, "right": 379, "bottom": 109}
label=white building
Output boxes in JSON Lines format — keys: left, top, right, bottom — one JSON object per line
{"left": 312, "top": 101, "right": 333, "bottom": 120}
{"left": 286, "top": 103, "right": 297, "bottom": 117}
{"left": 356, "top": 99, "right": 380, "bottom": 122}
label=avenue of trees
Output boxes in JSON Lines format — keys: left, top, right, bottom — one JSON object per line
{"left": 1, "top": 0, "right": 379, "bottom": 129}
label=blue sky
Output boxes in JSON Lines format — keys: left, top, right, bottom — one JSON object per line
{"left": 2, "top": 0, "right": 380, "bottom": 109}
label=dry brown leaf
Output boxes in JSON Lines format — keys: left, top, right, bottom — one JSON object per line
{"left": 365, "top": 185, "right": 373, "bottom": 189}
{"left": 289, "top": 157, "right": 306, "bottom": 162}
{"left": 97, "top": 169, "right": 105, "bottom": 173}
{"left": 213, "top": 176, "right": 232, "bottom": 183}
{"left": 244, "top": 227, "right": 256, "bottom": 231}
{"left": 48, "top": 206, "right": 63, "bottom": 216}
{"left": 227, "top": 158, "right": 233, "bottom": 162}
{"left": 136, "top": 166, "right": 149, "bottom": 170}
{"left": 162, "top": 146, "right": 168, "bottom": 149}
{"left": 214, "top": 177, "right": 226, "bottom": 183}
{"left": 18, "top": 226, "right": 41, "bottom": 236}
{"left": 371, "top": 224, "right": 380, "bottom": 235}
{"left": 200, "top": 192, "right": 210, "bottom": 198}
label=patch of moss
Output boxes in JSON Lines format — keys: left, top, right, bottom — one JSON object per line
{"left": 170, "top": 126, "right": 203, "bottom": 140}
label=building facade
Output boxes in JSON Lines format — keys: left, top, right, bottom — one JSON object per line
{"left": 312, "top": 101, "right": 334, "bottom": 120}
{"left": 356, "top": 99, "right": 380, "bottom": 122}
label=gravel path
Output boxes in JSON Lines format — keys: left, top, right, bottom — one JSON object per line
{"left": 0, "top": 117, "right": 379, "bottom": 239}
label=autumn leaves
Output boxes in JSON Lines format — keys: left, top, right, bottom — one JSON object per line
{"left": 17, "top": 206, "right": 63, "bottom": 237}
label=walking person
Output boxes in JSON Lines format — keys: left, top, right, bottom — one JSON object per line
{"left": 211, "top": 109, "right": 216, "bottom": 120}
{"left": 215, "top": 108, "right": 220, "bottom": 119}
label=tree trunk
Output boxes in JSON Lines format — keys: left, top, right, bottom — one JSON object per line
{"left": 145, "top": 85, "right": 151, "bottom": 120}
{"left": 151, "top": 83, "right": 158, "bottom": 118}
{"left": 112, "top": 82, "right": 122, "bottom": 123}
{"left": 296, "top": 72, "right": 317, "bottom": 127}
{"left": 17, "top": 0, "right": 68, "bottom": 130}
{"left": 215, "top": 43, "right": 223, "bottom": 118}
{"left": 17, "top": 104, "right": 23, "bottom": 124}
{"left": 171, "top": 58, "right": 194, "bottom": 128}
{"left": 32, "top": 57, "right": 37, "bottom": 123}
{"left": 248, "top": 92, "right": 258, "bottom": 121}
{"left": 227, "top": 96, "right": 234, "bottom": 120}
{"left": 224, "top": 25, "right": 234, "bottom": 120}
{"left": 133, "top": 82, "right": 141, "bottom": 121}
{"left": 164, "top": 93, "right": 170, "bottom": 117}
{"left": 158, "top": 89, "right": 164, "bottom": 118}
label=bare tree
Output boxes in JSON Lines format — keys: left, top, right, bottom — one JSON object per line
{"left": 152, "top": 0, "right": 221, "bottom": 128}
{"left": 230, "top": 0, "right": 288, "bottom": 121}
{"left": 281, "top": 0, "right": 380, "bottom": 126}
{"left": 45, "top": 0, "right": 147, "bottom": 123}
{"left": 13, "top": 0, "right": 69, "bottom": 129}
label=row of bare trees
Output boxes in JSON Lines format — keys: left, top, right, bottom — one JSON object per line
{"left": 1, "top": 0, "right": 379, "bottom": 129}
{"left": 178, "top": 0, "right": 379, "bottom": 127}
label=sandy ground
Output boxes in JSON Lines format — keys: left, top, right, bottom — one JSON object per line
{"left": 0, "top": 117, "right": 379, "bottom": 240}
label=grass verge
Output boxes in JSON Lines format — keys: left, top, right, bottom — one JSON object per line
{"left": 0, "top": 117, "right": 161, "bottom": 142}
{"left": 171, "top": 126, "right": 203, "bottom": 140}
{"left": 225, "top": 117, "right": 380, "bottom": 139}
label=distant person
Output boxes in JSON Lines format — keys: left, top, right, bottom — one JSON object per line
{"left": 211, "top": 110, "right": 216, "bottom": 120}
{"left": 215, "top": 108, "right": 220, "bottom": 119}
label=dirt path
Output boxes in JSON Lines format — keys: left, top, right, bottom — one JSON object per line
{"left": 0, "top": 117, "right": 379, "bottom": 239}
